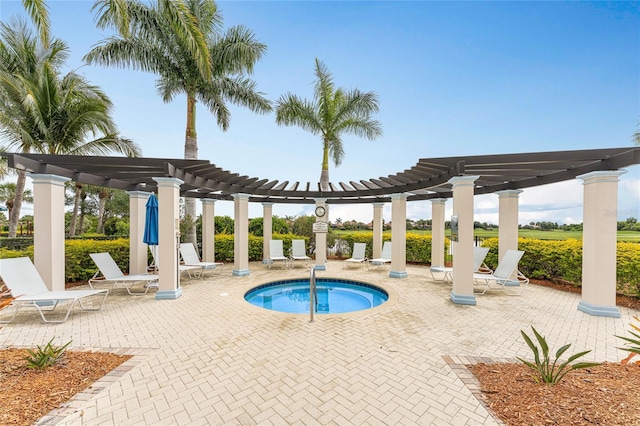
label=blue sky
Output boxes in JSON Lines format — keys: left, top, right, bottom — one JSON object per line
{"left": 1, "top": 0, "right": 639, "bottom": 224}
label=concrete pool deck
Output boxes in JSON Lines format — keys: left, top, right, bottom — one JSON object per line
{"left": 1, "top": 260, "right": 637, "bottom": 425}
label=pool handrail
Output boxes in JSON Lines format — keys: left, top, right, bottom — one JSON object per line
{"left": 309, "top": 267, "right": 316, "bottom": 323}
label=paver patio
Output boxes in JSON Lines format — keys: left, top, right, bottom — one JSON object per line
{"left": 1, "top": 261, "right": 637, "bottom": 425}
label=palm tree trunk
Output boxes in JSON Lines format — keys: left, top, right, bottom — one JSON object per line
{"left": 69, "top": 184, "right": 82, "bottom": 236}
{"left": 8, "top": 171, "right": 26, "bottom": 238}
{"left": 320, "top": 170, "right": 330, "bottom": 191}
{"left": 184, "top": 94, "right": 198, "bottom": 245}
{"left": 78, "top": 190, "right": 86, "bottom": 234}
{"left": 320, "top": 141, "right": 330, "bottom": 191}
{"left": 97, "top": 194, "right": 107, "bottom": 233}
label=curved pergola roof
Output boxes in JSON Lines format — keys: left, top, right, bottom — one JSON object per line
{"left": 3, "top": 147, "right": 639, "bottom": 204}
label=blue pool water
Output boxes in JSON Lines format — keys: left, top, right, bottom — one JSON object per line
{"left": 245, "top": 279, "right": 388, "bottom": 314}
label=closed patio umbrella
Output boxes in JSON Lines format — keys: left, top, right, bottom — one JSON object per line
{"left": 143, "top": 194, "right": 159, "bottom": 270}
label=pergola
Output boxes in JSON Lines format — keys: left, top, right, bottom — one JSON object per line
{"left": 3, "top": 146, "right": 639, "bottom": 317}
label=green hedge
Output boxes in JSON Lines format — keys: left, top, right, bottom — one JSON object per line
{"left": 0, "top": 237, "right": 34, "bottom": 250}
{"left": 480, "top": 238, "right": 640, "bottom": 294}
{"left": 0, "top": 238, "right": 130, "bottom": 283}
{"left": 214, "top": 233, "right": 310, "bottom": 262}
{"left": 334, "top": 232, "right": 449, "bottom": 264}
{"left": 4, "top": 236, "right": 638, "bottom": 296}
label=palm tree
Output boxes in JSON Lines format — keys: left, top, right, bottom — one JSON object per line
{"left": 85, "top": 0, "right": 272, "bottom": 245}
{"left": 96, "top": 186, "right": 113, "bottom": 234}
{"left": 275, "top": 58, "right": 382, "bottom": 190}
{"left": 0, "top": 182, "right": 33, "bottom": 219}
{"left": 0, "top": 19, "right": 140, "bottom": 237}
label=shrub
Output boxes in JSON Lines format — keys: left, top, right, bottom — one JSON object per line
{"left": 481, "top": 238, "right": 640, "bottom": 295}
{"left": 24, "top": 338, "right": 72, "bottom": 370}
{"left": 65, "top": 238, "right": 130, "bottom": 282}
{"left": 0, "top": 237, "right": 34, "bottom": 250}
{"left": 617, "top": 243, "right": 640, "bottom": 295}
{"left": 211, "top": 233, "right": 310, "bottom": 262}
{"left": 616, "top": 315, "right": 640, "bottom": 365}
{"left": 517, "top": 326, "right": 599, "bottom": 385}
{"left": 333, "top": 232, "right": 448, "bottom": 263}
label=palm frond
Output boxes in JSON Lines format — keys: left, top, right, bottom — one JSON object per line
{"left": 159, "top": 0, "right": 211, "bottom": 80}
{"left": 275, "top": 93, "right": 321, "bottom": 135}
{"left": 21, "top": 0, "right": 50, "bottom": 45}
{"left": 211, "top": 25, "right": 267, "bottom": 75}
{"left": 91, "top": 0, "right": 132, "bottom": 36}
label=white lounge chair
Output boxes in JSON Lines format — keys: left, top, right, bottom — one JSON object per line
{"left": 290, "top": 239, "right": 312, "bottom": 268}
{"left": 89, "top": 252, "right": 159, "bottom": 295}
{"left": 430, "top": 246, "right": 492, "bottom": 282}
{"left": 0, "top": 257, "right": 108, "bottom": 323}
{"left": 149, "top": 246, "right": 201, "bottom": 278}
{"left": 343, "top": 243, "right": 368, "bottom": 269}
{"left": 268, "top": 240, "right": 290, "bottom": 269}
{"left": 179, "top": 243, "right": 224, "bottom": 278}
{"left": 369, "top": 241, "right": 392, "bottom": 269}
{"left": 473, "top": 249, "right": 529, "bottom": 295}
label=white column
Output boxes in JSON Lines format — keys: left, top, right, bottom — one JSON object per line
{"left": 496, "top": 190, "right": 523, "bottom": 262}
{"left": 128, "top": 191, "right": 149, "bottom": 275}
{"left": 577, "top": 170, "right": 626, "bottom": 318}
{"left": 153, "top": 177, "right": 183, "bottom": 300}
{"left": 201, "top": 199, "right": 216, "bottom": 263}
{"left": 31, "top": 174, "right": 69, "bottom": 291}
{"left": 449, "top": 175, "right": 479, "bottom": 305}
{"left": 262, "top": 202, "right": 274, "bottom": 264}
{"left": 314, "top": 198, "right": 328, "bottom": 271}
{"left": 372, "top": 202, "right": 384, "bottom": 259}
{"left": 233, "top": 194, "right": 250, "bottom": 276}
{"left": 430, "top": 198, "right": 447, "bottom": 269}
{"left": 389, "top": 193, "right": 407, "bottom": 278}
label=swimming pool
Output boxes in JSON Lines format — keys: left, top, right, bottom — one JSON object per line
{"left": 244, "top": 278, "right": 388, "bottom": 314}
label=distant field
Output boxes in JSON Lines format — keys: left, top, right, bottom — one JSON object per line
{"left": 333, "top": 229, "right": 640, "bottom": 242}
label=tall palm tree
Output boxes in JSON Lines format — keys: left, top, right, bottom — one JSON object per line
{"left": 0, "top": 19, "right": 140, "bottom": 237}
{"left": 85, "top": 0, "right": 272, "bottom": 245}
{"left": 275, "top": 58, "right": 382, "bottom": 190}
{"left": 0, "top": 182, "right": 33, "bottom": 220}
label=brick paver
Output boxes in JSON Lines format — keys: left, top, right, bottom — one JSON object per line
{"left": 1, "top": 261, "right": 637, "bottom": 425}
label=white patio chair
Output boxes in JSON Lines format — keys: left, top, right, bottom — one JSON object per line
{"left": 369, "top": 241, "right": 392, "bottom": 269}
{"left": 473, "top": 249, "right": 529, "bottom": 295}
{"left": 268, "top": 240, "right": 290, "bottom": 269}
{"left": 343, "top": 243, "right": 368, "bottom": 269}
{"left": 430, "top": 246, "right": 492, "bottom": 282}
{"left": 89, "top": 252, "right": 159, "bottom": 295}
{"left": 0, "top": 257, "right": 108, "bottom": 323}
{"left": 179, "top": 243, "right": 224, "bottom": 278}
{"left": 290, "top": 239, "right": 312, "bottom": 268}
{"left": 149, "top": 245, "right": 201, "bottom": 278}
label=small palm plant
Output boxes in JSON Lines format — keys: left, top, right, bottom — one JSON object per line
{"left": 616, "top": 315, "right": 640, "bottom": 365}
{"left": 24, "top": 338, "right": 71, "bottom": 370}
{"left": 517, "top": 326, "right": 599, "bottom": 384}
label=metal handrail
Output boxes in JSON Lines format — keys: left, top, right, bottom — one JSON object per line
{"left": 309, "top": 267, "right": 316, "bottom": 323}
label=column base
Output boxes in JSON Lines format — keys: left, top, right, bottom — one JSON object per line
{"left": 314, "top": 264, "right": 326, "bottom": 271}
{"left": 262, "top": 259, "right": 270, "bottom": 264}
{"left": 577, "top": 300, "right": 620, "bottom": 318}
{"left": 155, "top": 289, "right": 183, "bottom": 300}
{"left": 232, "top": 269, "right": 250, "bottom": 277}
{"left": 389, "top": 270, "right": 408, "bottom": 278}
{"left": 450, "top": 291, "right": 477, "bottom": 306}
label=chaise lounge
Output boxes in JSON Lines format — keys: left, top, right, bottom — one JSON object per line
{"left": 89, "top": 252, "right": 159, "bottom": 295}
{"left": 0, "top": 257, "right": 108, "bottom": 323}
